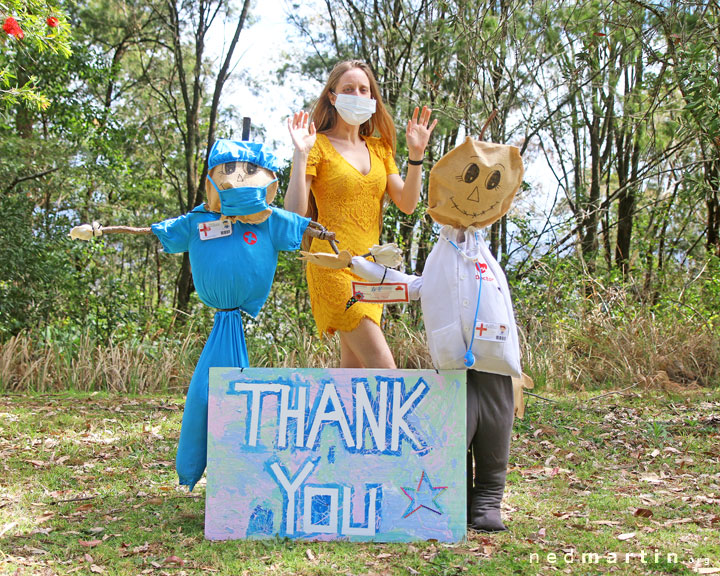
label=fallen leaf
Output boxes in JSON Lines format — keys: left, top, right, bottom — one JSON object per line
{"left": 305, "top": 548, "right": 316, "bottom": 561}
{"left": 696, "top": 569, "right": 720, "bottom": 575}
{"left": 617, "top": 532, "right": 636, "bottom": 541}
{"left": 663, "top": 517, "right": 693, "bottom": 526}
{"left": 0, "top": 522, "right": 18, "bottom": 538}
{"left": 163, "top": 556, "right": 185, "bottom": 566}
{"left": 640, "top": 474, "right": 663, "bottom": 484}
{"left": 634, "top": 508, "right": 653, "bottom": 518}
{"left": 79, "top": 539, "right": 102, "bottom": 548}
{"left": 90, "top": 565, "right": 104, "bottom": 574}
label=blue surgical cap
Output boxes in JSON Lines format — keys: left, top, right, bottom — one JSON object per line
{"left": 207, "top": 139, "right": 282, "bottom": 173}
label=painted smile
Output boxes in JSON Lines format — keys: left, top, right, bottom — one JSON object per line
{"left": 449, "top": 196, "right": 499, "bottom": 218}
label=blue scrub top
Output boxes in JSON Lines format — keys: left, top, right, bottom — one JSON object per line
{"left": 150, "top": 205, "right": 310, "bottom": 490}
{"left": 152, "top": 205, "right": 310, "bottom": 315}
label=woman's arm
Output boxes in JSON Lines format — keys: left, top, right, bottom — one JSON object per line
{"left": 285, "top": 111, "right": 316, "bottom": 216}
{"left": 386, "top": 106, "right": 438, "bottom": 214}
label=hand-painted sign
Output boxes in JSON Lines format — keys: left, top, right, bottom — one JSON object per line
{"left": 205, "top": 368, "right": 466, "bottom": 542}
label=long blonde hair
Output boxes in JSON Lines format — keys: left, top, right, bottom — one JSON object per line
{"left": 310, "top": 60, "right": 396, "bottom": 154}
{"left": 303, "top": 60, "right": 396, "bottom": 240}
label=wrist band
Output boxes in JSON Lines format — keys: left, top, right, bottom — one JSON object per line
{"left": 408, "top": 158, "right": 424, "bottom": 166}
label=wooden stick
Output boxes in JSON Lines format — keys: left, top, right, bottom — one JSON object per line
{"left": 478, "top": 109, "right": 498, "bottom": 141}
{"left": 589, "top": 382, "right": 638, "bottom": 402}
{"left": 100, "top": 226, "right": 152, "bottom": 235}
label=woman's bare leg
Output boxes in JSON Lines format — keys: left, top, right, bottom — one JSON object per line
{"left": 338, "top": 318, "right": 396, "bottom": 369}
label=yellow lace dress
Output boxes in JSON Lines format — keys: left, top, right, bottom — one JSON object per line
{"left": 305, "top": 133, "right": 399, "bottom": 336}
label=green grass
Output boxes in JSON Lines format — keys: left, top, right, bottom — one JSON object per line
{"left": 1, "top": 387, "right": 719, "bottom": 575}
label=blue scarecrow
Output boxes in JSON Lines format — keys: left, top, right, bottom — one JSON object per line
{"left": 71, "top": 139, "right": 336, "bottom": 490}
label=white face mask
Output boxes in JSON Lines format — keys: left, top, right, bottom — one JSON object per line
{"left": 333, "top": 93, "right": 376, "bottom": 126}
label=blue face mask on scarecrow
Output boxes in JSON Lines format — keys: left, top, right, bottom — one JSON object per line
{"left": 205, "top": 140, "right": 282, "bottom": 222}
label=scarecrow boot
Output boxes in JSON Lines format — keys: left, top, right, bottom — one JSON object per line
{"left": 467, "top": 371, "right": 514, "bottom": 532}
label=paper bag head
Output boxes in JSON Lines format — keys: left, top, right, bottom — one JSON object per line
{"left": 428, "top": 137, "right": 523, "bottom": 229}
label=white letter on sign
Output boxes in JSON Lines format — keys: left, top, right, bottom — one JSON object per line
{"left": 268, "top": 457, "right": 318, "bottom": 535}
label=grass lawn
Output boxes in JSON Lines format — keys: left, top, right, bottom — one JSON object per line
{"left": 1, "top": 386, "right": 719, "bottom": 575}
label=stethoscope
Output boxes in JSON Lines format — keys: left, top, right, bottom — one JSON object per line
{"left": 444, "top": 231, "right": 483, "bottom": 368}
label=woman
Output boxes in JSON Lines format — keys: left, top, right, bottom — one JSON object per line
{"left": 286, "top": 59, "right": 437, "bottom": 369}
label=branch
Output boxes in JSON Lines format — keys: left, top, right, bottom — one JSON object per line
{"left": 5, "top": 167, "right": 62, "bottom": 193}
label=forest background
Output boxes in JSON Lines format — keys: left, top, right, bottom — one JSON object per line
{"left": 1, "top": 0, "right": 718, "bottom": 394}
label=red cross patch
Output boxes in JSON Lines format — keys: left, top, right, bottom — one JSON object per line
{"left": 243, "top": 231, "right": 258, "bottom": 245}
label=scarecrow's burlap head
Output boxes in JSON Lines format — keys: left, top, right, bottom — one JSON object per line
{"left": 428, "top": 137, "right": 524, "bottom": 229}
{"left": 205, "top": 139, "right": 281, "bottom": 224}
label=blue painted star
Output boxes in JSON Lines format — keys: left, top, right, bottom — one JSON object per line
{"left": 401, "top": 471, "right": 447, "bottom": 518}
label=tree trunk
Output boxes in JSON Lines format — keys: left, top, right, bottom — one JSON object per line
{"left": 581, "top": 116, "right": 601, "bottom": 274}
{"left": 706, "top": 157, "right": 720, "bottom": 256}
{"left": 169, "top": 0, "right": 252, "bottom": 315}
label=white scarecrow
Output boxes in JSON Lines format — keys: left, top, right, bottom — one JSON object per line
{"left": 302, "top": 136, "right": 529, "bottom": 531}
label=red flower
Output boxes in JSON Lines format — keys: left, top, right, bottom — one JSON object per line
{"left": 47, "top": 16, "right": 59, "bottom": 27}
{"left": 3, "top": 16, "right": 24, "bottom": 38}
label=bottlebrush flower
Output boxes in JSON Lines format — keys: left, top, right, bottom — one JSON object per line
{"left": 3, "top": 17, "right": 24, "bottom": 38}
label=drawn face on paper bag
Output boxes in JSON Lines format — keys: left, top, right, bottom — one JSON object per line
{"left": 427, "top": 137, "right": 524, "bottom": 229}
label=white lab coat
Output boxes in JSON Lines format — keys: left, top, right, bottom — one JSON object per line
{"left": 353, "top": 225, "right": 522, "bottom": 377}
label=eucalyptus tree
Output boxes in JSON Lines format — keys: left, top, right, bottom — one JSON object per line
{"left": 285, "top": 0, "right": 547, "bottom": 272}
{"left": 122, "top": 0, "right": 254, "bottom": 312}
{"left": 74, "top": 0, "right": 255, "bottom": 313}
{"left": 650, "top": 0, "right": 720, "bottom": 258}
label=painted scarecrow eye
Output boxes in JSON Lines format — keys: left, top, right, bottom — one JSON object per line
{"left": 486, "top": 169, "right": 502, "bottom": 190}
{"left": 462, "top": 163, "right": 480, "bottom": 183}
{"left": 244, "top": 162, "right": 258, "bottom": 175}
{"left": 222, "top": 161, "right": 237, "bottom": 175}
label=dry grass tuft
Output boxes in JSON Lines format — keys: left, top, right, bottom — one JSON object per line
{"left": 523, "top": 296, "right": 719, "bottom": 391}
{"left": 385, "top": 320, "right": 434, "bottom": 370}
{"left": 3, "top": 282, "right": 717, "bottom": 393}
{"left": 0, "top": 330, "right": 201, "bottom": 393}
{"left": 250, "top": 327, "right": 341, "bottom": 368}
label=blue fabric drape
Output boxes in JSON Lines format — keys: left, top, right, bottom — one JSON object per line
{"left": 152, "top": 206, "right": 310, "bottom": 490}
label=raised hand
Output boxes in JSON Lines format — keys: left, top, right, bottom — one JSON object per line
{"left": 287, "top": 111, "right": 317, "bottom": 157}
{"left": 406, "top": 106, "right": 438, "bottom": 160}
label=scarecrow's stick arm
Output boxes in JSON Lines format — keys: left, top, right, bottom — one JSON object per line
{"left": 100, "top": 226, "right": 152, "bottom": 235}
{"left": 69, "top": 222, "right": 153, "bottom": 241}
{"left": 305, "top": 221, "right": 339, "bottom": 254}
